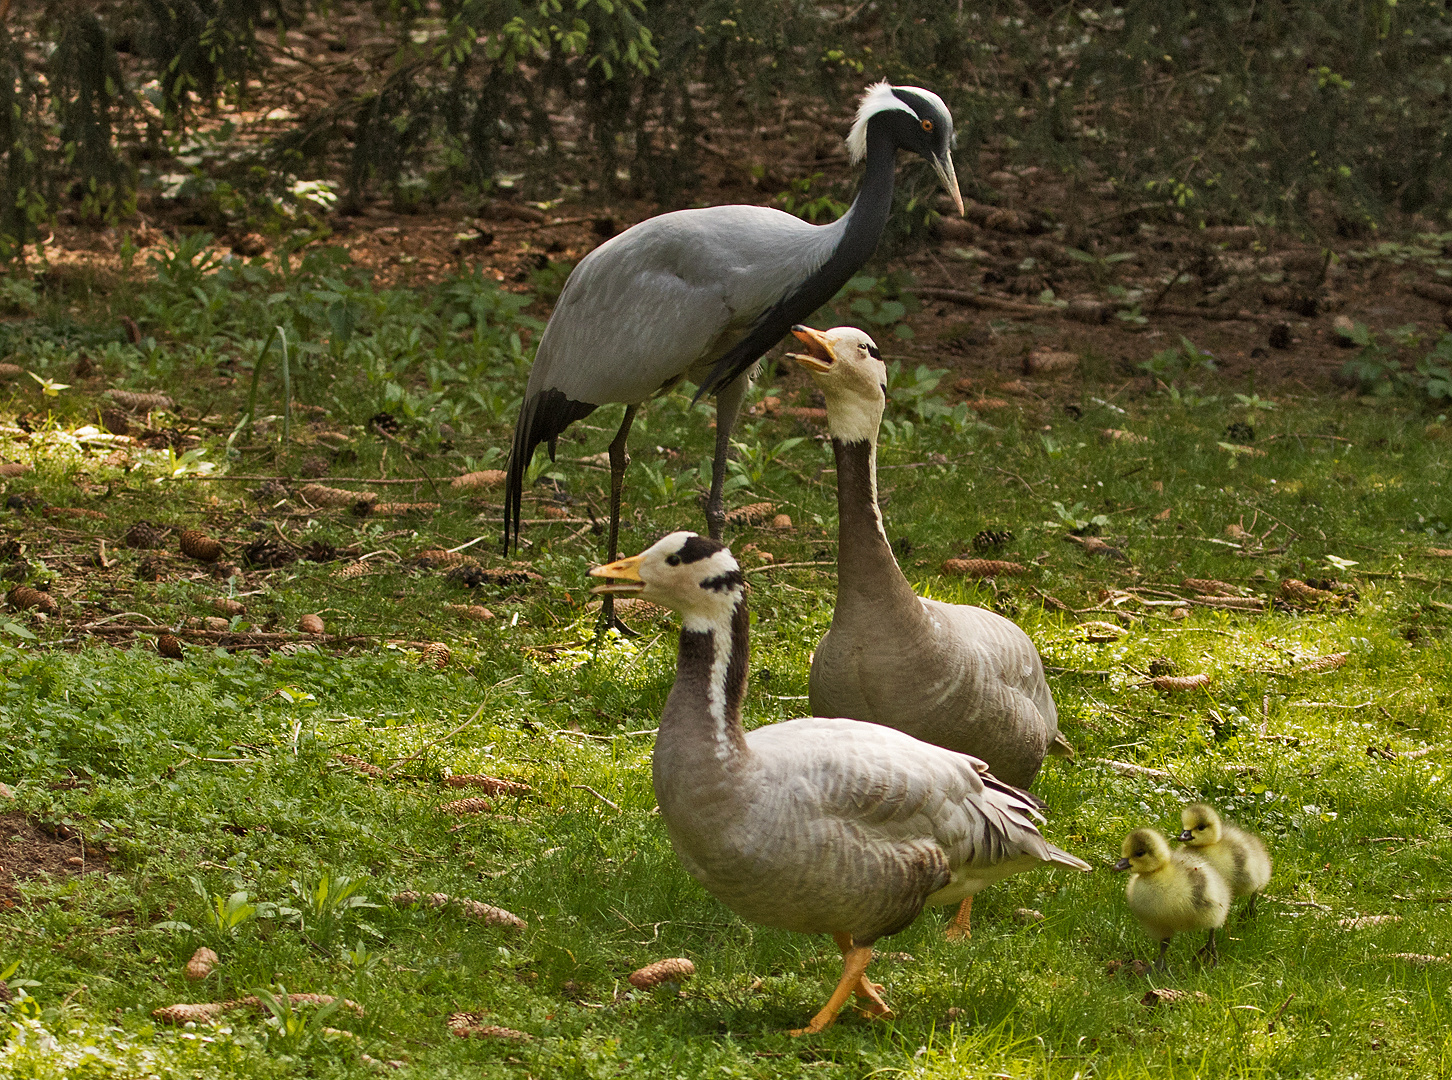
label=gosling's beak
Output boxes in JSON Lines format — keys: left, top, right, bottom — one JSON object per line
{"left": 787, "top": 325, "right": 836, "bottom": 373}
{"left": 933, "top": 152, "right": 964, "bottom": 217}
{"left": 1111, "top": 857, "right": 1132, "bottom": 873}
{"left": 1176, "top": 830, "right": 1195, "bottom": 842}
{"left": 589, "top": 553, "right": 645, "bottom": 595}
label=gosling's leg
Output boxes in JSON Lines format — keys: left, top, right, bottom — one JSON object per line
{"left": 1245, "top": 893, "right": 1259, "bottom": 918}
{"left": 1197, "top": 928, "right": 1220, "bottom": 967}
{"left": 791, "top": 940, "right": 875, "bottom": 1036}
{"left": 832, "top": 932, "right": 892, "bottom": 1019}
{"left": 944, "top": 895, "right": 974, "bottom": 941}
{"left": 1154, "top": 938, "right": 1171, "bottom": 973}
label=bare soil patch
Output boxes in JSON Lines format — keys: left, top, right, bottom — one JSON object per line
{"left": 0, "top": 811, "right": 106, "bottom": 904}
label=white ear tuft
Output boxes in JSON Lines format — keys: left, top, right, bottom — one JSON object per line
{"left": 845, "top": 81, "right": 913, "bottom": 164}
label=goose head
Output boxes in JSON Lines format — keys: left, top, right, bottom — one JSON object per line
{"left": 787, "top": 325, "right": 887, "bottom": 444}
{"left": 1177, "top": 802, "right": 1224, "bottom": 846}
{"left": 589, "top": 531, "right": 745, "bottom": 631}
{"left": 1113, "top": 828, "right": 1172, "bottom": 873}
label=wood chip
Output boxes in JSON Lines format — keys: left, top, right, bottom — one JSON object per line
{"left": 184, "top": 946, "right": 218, "bottom": 981}
{"left": 444, "top": 602, "right": 494, "bottom": 621}
{"left": 451, "top": 470, "right": 507, "bottom": 489}
{"left": 441, "top": 775, "right": 531, "bottom": 796}
{"left": 940, "top": 558, "right": 1028, "bottom": 577}
{"left": 628, "top": 958, "right": 695, "bottom": 989}
{"left": 1100, "top": 428, "right": 1149, "bottom": 443}
{"left": 1024, "top": 349, "right": 1079, "bottom": 376}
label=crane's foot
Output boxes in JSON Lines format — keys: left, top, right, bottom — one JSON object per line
{"left": 944, "top": 896, "right": 973, "bottom": 941}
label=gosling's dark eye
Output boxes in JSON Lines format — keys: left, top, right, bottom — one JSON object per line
{"left": 921, "top": 119, "right": 934, "bottom": 132}
{"left": 665, "top": 554, "right": 681, "bottom": 567}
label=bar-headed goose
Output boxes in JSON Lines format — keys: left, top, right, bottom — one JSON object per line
{"left": 591, "top": 532, "right": 1090, "bottom": 1034}
{"left": 1114, "top": 828, "right": 1230, "bottom": 971}
{"left": 787, "top": 324, "right": 1070, "bottom": 937}
{"left": 1177, "top": 802, "right": 1271, "bottom": 915}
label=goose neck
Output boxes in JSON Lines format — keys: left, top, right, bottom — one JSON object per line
{"left": 832, "top": 438, "right": 921, "bottom": 611}
{"left": 659, "top": 592, "right": 751, "bottom": 769}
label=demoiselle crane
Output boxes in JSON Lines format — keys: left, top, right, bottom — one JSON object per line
{"left": 503, "top": 81, "right": 963, "bottom": 627}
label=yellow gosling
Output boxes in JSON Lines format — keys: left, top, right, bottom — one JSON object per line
{"left": 1114, "top": 828, "right": 1230, "bottom": 971}
{"left": 1177, "top": 802, "right": 1272, "bottom": 915}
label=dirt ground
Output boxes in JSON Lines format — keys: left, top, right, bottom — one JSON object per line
{"left": 0, "top": 811, "right": 107, "bottom": 905}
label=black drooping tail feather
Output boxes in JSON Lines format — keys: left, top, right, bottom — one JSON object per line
{"left": 503, "top": 388, "right": 596, "bottom": 553}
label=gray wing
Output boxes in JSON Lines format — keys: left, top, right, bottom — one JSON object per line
{"left": 527, "top": 205, "right": 834, "bottom": 405}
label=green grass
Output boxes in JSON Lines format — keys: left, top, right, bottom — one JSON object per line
{"left": 3, "top": 258, "right": 1452, "bottom": 1078}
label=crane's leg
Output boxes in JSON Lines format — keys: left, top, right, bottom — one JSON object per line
{"left": 599, "top": 404, "right": 639, "bottom": 637}
{"left": 944, "top": 895, "right": 973, "bottom": 940}
{"left": 704, "top": 374, "right": 750, "bottom": 541}
{"left": 791, "top": 936, "right": 878, "bottom": 1036}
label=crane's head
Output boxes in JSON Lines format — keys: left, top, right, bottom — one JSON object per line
{"left": 787, "top": 325, "right": 886, "bottom": 444}
{"left": 589, "top": 532, "right": 745, "bottom": 630}
{"left": 847, "top": 81, "right": 963, "bottom": 216}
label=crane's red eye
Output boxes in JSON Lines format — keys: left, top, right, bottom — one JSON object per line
{"left": 921, "top": 119, "right": 934, "bottom": 132}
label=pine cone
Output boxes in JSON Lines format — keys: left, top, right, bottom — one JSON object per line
{"left": 452, "top": 899, "right": 527, "bottom": 929}
{"left": 184, "top": 946, "right": 218, "bottom": 981}
{"left": 1302, "top": 651, "right": 1349, "bottom": 673}
{"left": 243, "top": 539, "right": 296, "bottom": 568}
{"left": 421, "top": 642, "right": 450, "bottom": 670}
{"left": 157, "top": 633, "right": 183, "bottom": 659}
{"left": 250, "top": 479, "right": 290, "bottom": 504}
{"left": 447, "top": 565, "right": 541, "bottom": 588}
{"left": 450, "top": 470, "right": 507, "bottom": 490}
{"left": 941, "top": 558, "right": 1028, "bottom": 578}
{"left": 448, "top": 1013, "right": 530, "bottom": 1040}
{"left": 124, "top": 520, "right": 166, "bottom": 549}
{"left": 43, "top": 505, "right": 107, "bottom": 521}
{"left": 1147, "top": 672, "right": 1211, "bottom": 692}
{"left": 298, "top": 614, "right": 325, "bottom": 635}
{"left": 334, "top": 561, "right": 373, "bottom": 580}
{"left": 153, "top": 1002, "right": 229, "bottom": 1025}
{"left": 441, "top": 775, "right": 530, "bottom": 796}
{"left": 178, "top": 528, "right": 224, "bottom": 563}
{"left": 1147, "top": 656, "right": 1177, "bottom": 676}
{"left": 7, "top": 586, "right": 57, "bottom": 614}
{"left": 1141, "top": 988, "right": 1210, "bottom": 1008}
{"left": 334, "top": 753, "right": 386, "bottom": 778}
{"left": 369, "top": 501, "right": 441, "bottom": 516}
{"left": 107, "top": 389, "right": 173, "bottom": 411}
{"left": 972, "top": 529, "right": 1014, "bottom": 552}
{"left": 1076, "top": 620, "right": 1126, "bottom": 642}
{"left": 301, "top": 540, "right": 338, "bottom": 563}
{"left": 414, "top": 549, "right": 475, "bottom": 570}
{"left": 0, "top": 462, "right": 29, "bottom": 477}
{"left": 297, "top": 455, "right": 330, "bottom": 479}
{"left": 1183, "top": 577, "right": 1239, "bottom": 596}
{"left": 211, "top": 598, "right": 246, "bottom": 617}
{"left": 1099, "top": 427, "right": 1149, "bottom": 443}
{"left": 1193, "top": 596, "right": 1265, "bottom": 611}
{"left": 1280, "top": 578, "right": 1337, "bottom": 607}
{"left": 297, "top": 483, "right": 372, "bottom": 508}
{"left": 724, "top": 502, "right": 777, "bottom": 526}
{"left": 628, "top": 958, "right": 695, "bottom": 990}
{"left": 440, "top": 797, "right": 492, "bottom": 815}
{"left": 136, "top": 554, "right": 166, "bottom": 582}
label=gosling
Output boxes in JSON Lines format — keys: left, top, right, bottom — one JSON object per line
{"left": 1177, "top": 802, "right": 1272, "bottom": 915}
{"left": 1114, "top": 828, "right": 1230, "bottom": 971}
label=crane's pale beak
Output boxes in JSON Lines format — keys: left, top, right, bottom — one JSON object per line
{"left": 589, "top": 553, "right": 645, "bottom": 595}
{"left": 786, "top": 325, "right": 836, "bottom": 373}
{"left": 934, "top": 153, "right": 964, "bottom": 217}
{"left": 1111, "top": 857, "right": 1132, "bottom": 872}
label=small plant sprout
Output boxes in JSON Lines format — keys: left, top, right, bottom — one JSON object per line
{"left": 289, "top": 179, "right": 338, "bottom": 210}
{"left": 27, "top": 371, "right": 71, "bottom": 397}
{"left": 1324, "top": 554, "right": 1359, "bottom": 572}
